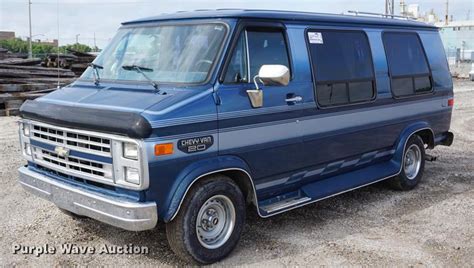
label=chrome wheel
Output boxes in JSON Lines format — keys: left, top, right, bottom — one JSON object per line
{"left": 404, "top": 144, "right": 422, "bottom": 180}
{"left": 196, "top": 195, "right": 236, "bottom": 249}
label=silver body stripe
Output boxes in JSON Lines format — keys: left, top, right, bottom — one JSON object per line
{"left": 220, "top": 97, "right": 448, "bottom": 152}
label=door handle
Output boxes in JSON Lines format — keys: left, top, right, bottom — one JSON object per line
{"left": 285, "top": 95, "right": 303, "bottom": 103}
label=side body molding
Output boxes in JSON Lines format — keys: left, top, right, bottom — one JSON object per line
{"left": 162, "top": 123, "right": 434, "bottom": 222}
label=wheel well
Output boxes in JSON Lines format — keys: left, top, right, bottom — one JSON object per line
{"left": 220, "top": 170, "right": 257, "bottom": 206}
{"left": 168, "top": 168, "right": 258, "bottom": 222}
{"left": 414, "top": 129, "right": 435, "bottom": 149}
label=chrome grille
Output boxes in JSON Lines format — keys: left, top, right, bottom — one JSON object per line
{"left": 22, "top": 120, "right": 148, "bottom": 190}
{"left": 32, "top": 146, "right": 113, "bottom": 182}
{"left": 31, "top": 124, "right": 111, "bottom": 157}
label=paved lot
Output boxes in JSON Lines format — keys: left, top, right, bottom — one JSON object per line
{"left": 0, "top": 79, "right": 473, "bottom": 266}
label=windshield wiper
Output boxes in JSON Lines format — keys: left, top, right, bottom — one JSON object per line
{"left": 88, "top": 63, "right": 103, "bottom": 86}
{"left": 122, "top": 64, "right": 159, "bottom": 92}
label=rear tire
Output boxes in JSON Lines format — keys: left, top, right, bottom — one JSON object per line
{"left": 166, "top": 175, "right": 246, "bottom": 264}
{"left": 389, "top": 135, "right": 425, "bottom": 191}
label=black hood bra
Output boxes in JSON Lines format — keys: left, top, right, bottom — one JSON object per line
{"left": 20, "top": 100, "right": 152, "bottom": 139}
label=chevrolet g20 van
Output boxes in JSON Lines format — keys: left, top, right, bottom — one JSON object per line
{"left": 18, "top": 9, "right": 454, "bottom": 264}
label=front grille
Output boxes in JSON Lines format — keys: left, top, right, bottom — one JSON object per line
{"left": 31, "top": 146, "right": 113, "bottom": 182}
{"left": 35, "top": 165, "right": 116, "bottom": 191}
{"left": 24, "top": 120, "right": 146, "bottom": 190}
{"left": 31, "top": 124, "right": 111, "bottom": 157}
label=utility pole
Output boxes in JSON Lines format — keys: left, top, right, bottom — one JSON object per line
{"left": 385, "top": 0, "right": 394, "bottom": 16}
{"left": 28, "top": 0, "right": 33, "bottom": 59}
{"left": 93, "top": 32, "right": 97, "bottom": 51}
{"left": 400, "top": 0, "right": 406, "bottom": 17}
{"left": 445, "top": 0, "right": 449, "bottom": 25}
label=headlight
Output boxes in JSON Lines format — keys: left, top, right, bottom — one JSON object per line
{"left": 111, "top": 139, "right": 147, "bottom": 189}
{"left": 123, "top": 142, "right": 138, "bottom": 160}
{"left": 124, "top": 167, "right": 140, "bottom": 184}
{"left": 22, "top": 123, "right": 30, "bottom": 136}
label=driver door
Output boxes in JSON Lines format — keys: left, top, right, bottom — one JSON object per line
{"left": 217, "top": 23, "right": 306, "bottom": 188}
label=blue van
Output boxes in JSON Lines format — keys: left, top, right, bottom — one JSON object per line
{"left": 18, "top": 9, "right": 454, "bottom": 264}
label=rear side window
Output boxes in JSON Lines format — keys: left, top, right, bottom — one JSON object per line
{"left": 383, "top": 32, "right": 432, "bottom": 97}
{"left": 307, "top": 30, "right": 375, "bottom": 107}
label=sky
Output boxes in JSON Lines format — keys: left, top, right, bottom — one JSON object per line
{"left": 1, "top": 0, "right": 473, "bottom": 48}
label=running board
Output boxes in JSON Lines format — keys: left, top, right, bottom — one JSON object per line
{"left": 257, "top": 159, "right": 400, "bottom": 217}
{"left": 260, "top": 196, "right": 311, "bottom": 214}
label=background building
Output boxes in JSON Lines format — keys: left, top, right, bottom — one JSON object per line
{"left": 435, "top": 20, "right": 474, "bottom": 77}
{"left": 0, "top": 31, "right": 15, "bottom": 41}
{"left": 435, "top": 21, "right": 474, "bottom": 62}
{"left": 35, "top": 39, "right": 58, "bottom": 47}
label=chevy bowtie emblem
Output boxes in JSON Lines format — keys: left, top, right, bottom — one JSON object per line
{"left": 54, "top": 146, "right": 70, "bottom": 157}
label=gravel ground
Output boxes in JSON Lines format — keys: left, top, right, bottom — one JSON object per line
{"left": 0, "top": 79, "right": 473, "bottom": 266}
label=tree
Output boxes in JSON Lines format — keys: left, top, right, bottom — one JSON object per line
{"left": 62, "top": 43, "right": 92, "bottom": 53}
{"left": 0, "top": 38, "right": 28, "bottom": 54}
{"left": 0, "top": 38, "right": 93, "bottom": 57}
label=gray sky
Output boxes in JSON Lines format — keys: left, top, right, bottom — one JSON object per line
{"left": 1, "top": 0, "right": 473, "bottom": 48}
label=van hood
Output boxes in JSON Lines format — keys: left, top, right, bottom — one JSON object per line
{"left": 20, "top": 82, "right": 213, "bottom": 138}
{"left": 39, "top": 83, "right": 174, "bottom": 112}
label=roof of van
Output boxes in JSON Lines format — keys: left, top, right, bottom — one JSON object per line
{"left": 123, "top": 9, "right": 438, "bottom": 30}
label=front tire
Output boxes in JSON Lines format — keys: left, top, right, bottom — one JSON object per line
{"left": 389, "top": 135, "right": 425, "bottom": 190}
{"left": 166, "top": 175, "right": 246, "bottom": 264}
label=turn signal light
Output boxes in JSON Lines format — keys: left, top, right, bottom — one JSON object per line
{"left": 448, "top": 98, "right": 454, "bottom": 107}
{"left": 155, "top": 143, "right": 173, "bottom": 156}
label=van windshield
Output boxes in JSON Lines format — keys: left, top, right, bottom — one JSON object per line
{"left": 81, "top": 23, "right": 227, "bottom": 84}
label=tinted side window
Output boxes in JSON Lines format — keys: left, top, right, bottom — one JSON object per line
{"left": 247, "top": 30, "right": 290, "bottom": 79}
{"left": 383, "top": 32, "right": 432, "bottom": 97}
{"left": 307, "top": 30, "right": 375, "bottom": 107}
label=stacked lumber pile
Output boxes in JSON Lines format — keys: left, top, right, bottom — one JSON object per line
{"left": 43, "top": 54, "right": 78, "bottom": 69}
{"left": 0, "top": 63, "right": 75, "bottom": 116}
{"left": 0, "top": 48, "right": 36, "bottom": 64}
{"left": 0, "top": 58, "right": 43, "bottom": 66}
{"left": 0, "top": 47, "right": 96, "bottom": 116}
{"left": 68, "top": 49, "right": 96, "bottom": 75}
{"left": 43, "top": 49, "right": 96, "bottom": 75}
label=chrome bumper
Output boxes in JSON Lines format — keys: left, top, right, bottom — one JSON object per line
{"left": 18, "top": 166, "right": 157, "bottom": 231}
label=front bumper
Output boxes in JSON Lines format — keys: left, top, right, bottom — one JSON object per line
{"left": 18, "top": 166, "right": 157, "bottom": 231}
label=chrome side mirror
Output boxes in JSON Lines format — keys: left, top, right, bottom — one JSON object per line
{"left": 254, "top": 64, "right": 290, "bottom": 89}
{"left": 247, "top": 65, "right": 290, "bottom": 108}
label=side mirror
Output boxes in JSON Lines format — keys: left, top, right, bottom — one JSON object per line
{"left": 254, "top": 64, "right": 290, "bottom": 89}
{"left": 247, "top": 65, "right": 290, "bottom": 108}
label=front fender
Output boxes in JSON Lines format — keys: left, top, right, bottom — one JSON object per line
{"left": 162, "top": 155, "right": 252, "bottom": 222}
{"left": 391, "top": 121, "right": 433, "bottom": 171}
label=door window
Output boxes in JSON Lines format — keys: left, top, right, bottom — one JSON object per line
{"left": 224, "top": 33, "right": 248, "bottom": 83}
{"left": 247, "top": 30, "right": 290, "bottom": 79}
{"left": 224, "top": 28, "right": 290, "bottom": 83}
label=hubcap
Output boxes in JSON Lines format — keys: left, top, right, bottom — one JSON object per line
{"left": 196, "top": 195, "right": 236, "bottom": 249}
{"left": 404, "top": 144, "right": 422, "bottom": 180}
